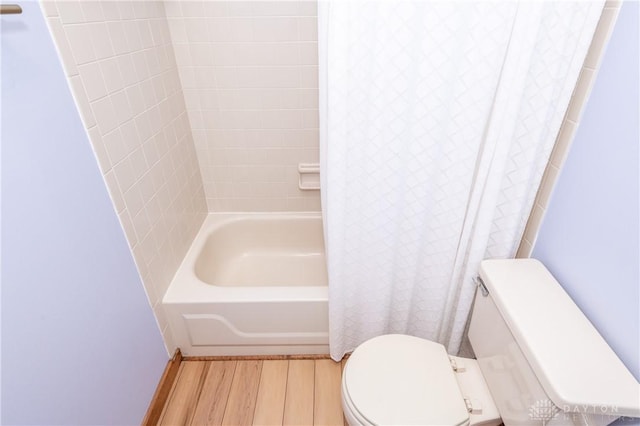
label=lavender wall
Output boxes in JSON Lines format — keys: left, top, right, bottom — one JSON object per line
{"left": 532, "top": 1, "right": 639, "bottom": 423}
{"left": 1, "top": 3, "right": 168, "bottom": 424}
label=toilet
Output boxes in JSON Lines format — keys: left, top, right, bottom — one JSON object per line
{"left": 341, "top": 259, "right": 640, "bottom": 426}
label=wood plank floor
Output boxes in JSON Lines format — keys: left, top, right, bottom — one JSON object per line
{"left": 158, "top": 359, "right": 347, "bottom": 426}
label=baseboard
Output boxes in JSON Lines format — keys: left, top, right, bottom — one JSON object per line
{"left": 182, "top": 353, "right": 334, "bottom": 361}
{"left": 142, "top": 349, "right": 183, "bottom": 426}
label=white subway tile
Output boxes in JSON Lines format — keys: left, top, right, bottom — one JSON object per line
{"left": 80, "top": 2, "right": 104, "bottom": 23}
{"left": 78, "top": 62, "right": 108, "bottom": 102}
{"left": 116, "top": 119, "right": 138, "bottom": 154}
{"left": 123, "top": 20, "right": 143, "bottom": 52}
{"left": 298, "top": 16, "right": 318, "bottom": 41}
{"left": 100, "top": 57, "right": 124, "bottom": 94}
{"left": 167, "top": 19, "right": 188, "bottom": 43}
{"left": 252, "top": 1, "right": 301, "bottom": 17}
{"left": 64, "top": 24, "right": 96, "bottom": 64}
{"left": 252, "top": 17, "right": 298, "bottom": 42}
{"left": 100, "top": 2, "right": 121, "bottom": 21}
{"left": 210, "top": 43, "right": 237, "bottom": 66}
{"left": 298, "top": 88, "right": 318, "bottom": 109}
{"left": 131, "top": 51, "right": 150, "bottom": 83}
{"left": 89, "top": 23, "right": 115, "bottom": 60}
{"left": 142, "top": 138, "right": 160, "bottom": 165}
{"left": 115, "top": 1, "right": 136, "bottom": 21}
{"left": 229, "top": 17, "right": 254, "bottom": 42}
{"left": 190, "top": 43, "right": 215, "bottom": 67}
{"left": 140, "top": 79, "right": 158, "bottom": 109}
{"left": 203, "top": 1, "right": 228, "bottom": 17}
{"left": 299, "top": 65, "right": 318, "bottom": 88}
{"left": 92, "top": 95, "right": 119, "bottom": 135}
{"left": 301, "top": 109, "right": 319, "bottom": 128}
{"left": 129, "top": 147, "right": 150, "bottom": 181}
{"left": 132, "top": 209, "right": 153, "bottom": 241}
{"left": 112, "top": 157, "right": 137, "bottom": 192}
{"left": 186, "top": 18, "right": 211, "bottom": 42}
{"left": 138, "top": 172, "right": 158, "bottom": 204}
{"left": 282, "top": 128, "right": 318, "bottom": 147}
{"left": 276, "top": 43, "right": 301, "bottom": 66}
{"left": 111, "top": 90, "right": 134, "bottom": 125}
{"left": 287, "top": 196, "right": 320, "bottom": 212}
{"left": 226, "top": 1, "right": 254, "bottom": 16}
{"left": 124, "top": 85, "right": 144, "bottom": 116}
{"left": 297, "top": 1, "right": 318, "bottom": 17}
{"left": 132, "top": 2, "right": 156, "bottom": 20}
{"left": 117, "top": 54, "right": 138, "bottom": 86}
{"left": 56, "top": 1, "right": 84, "bottom": 24}
{"left": 162, "top": 1, "right": 183, "bottom": 18}
{"left": 138, "top": 21, "right": 155, "bottom": 50}
{"left": 213, "top": 67, "right": 238, "bottom": 89}
{"left": 208, "top": 17, "right": 232, "bottom": 42}
{"left": 180, "top": 1, "right": 205, "bottom": 17}
{"left": 135, "top": 113, "right": 154, "bottom": 143}
{"left": 299, "top": 42, "right": 318, "bottom": 65}
{"left": 144, "top": 49, "right": 162, "bottom": 77}
{"left": 103, "top": 128, "right": 128, "bottom": 165}
{"left": 192, "top": 67, "right": 217, "bottom": 89}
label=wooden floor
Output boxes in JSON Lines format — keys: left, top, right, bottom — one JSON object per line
{"left": 158, "top": 358, "right": 347, "bottom": 426}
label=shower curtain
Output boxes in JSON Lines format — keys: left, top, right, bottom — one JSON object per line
{"left": 319, "top": 1, "right": 604, "bottom": 360}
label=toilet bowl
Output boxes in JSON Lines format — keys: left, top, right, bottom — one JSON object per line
{"left": 341, "top": 334, "right": 500, "bottom": 426}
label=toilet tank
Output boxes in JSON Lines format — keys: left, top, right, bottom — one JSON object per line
{"left": 468, "top": 259, "right": 639, "bottom": 426}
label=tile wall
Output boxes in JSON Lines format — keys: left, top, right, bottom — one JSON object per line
{"left": 41, "top": 0, "right": 208, "bottom": 352}
{"left": 164, "top": 1, "right": 321, "bottom": 211}
{"left": 516, "top": 1, "right": 622, "bottom": 257}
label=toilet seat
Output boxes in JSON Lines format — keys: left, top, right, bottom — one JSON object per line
{"left": 342, "top": 334, "right": 470, "bottom": 426}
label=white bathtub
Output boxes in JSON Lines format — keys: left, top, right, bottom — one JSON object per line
{"left": 163, "top": 213, "right": 329, "bottom": 356}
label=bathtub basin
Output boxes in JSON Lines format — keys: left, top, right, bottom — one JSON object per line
{"left": 163, "top": 213, "right": 329, "bottom": 356}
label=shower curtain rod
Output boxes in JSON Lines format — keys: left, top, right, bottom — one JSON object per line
{"left": 0, "top": 4, "right": 22, "bottom": 14}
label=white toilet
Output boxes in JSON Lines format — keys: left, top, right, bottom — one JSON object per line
{"left": 341, "top": 259, "right": 640, "bottom": 426}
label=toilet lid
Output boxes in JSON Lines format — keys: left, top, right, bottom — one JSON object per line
{"left": 344, "top": 334, "right": 470, "bottom": 426}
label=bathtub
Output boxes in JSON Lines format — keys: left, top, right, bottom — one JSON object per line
{"left": 163, "top": 213, "right": 329, "bottom": 356}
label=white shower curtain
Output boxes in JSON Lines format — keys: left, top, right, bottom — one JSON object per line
{"left": 319, "top": 1, "right": 604, "bottom": 360}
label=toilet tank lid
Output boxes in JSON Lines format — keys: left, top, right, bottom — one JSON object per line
{"left": 479, "top": 259, "right": 640, "bottom": 418}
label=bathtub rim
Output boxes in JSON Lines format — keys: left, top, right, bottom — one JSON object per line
{"left": 163, "top": 212, "right": 328, "bottom": 305}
